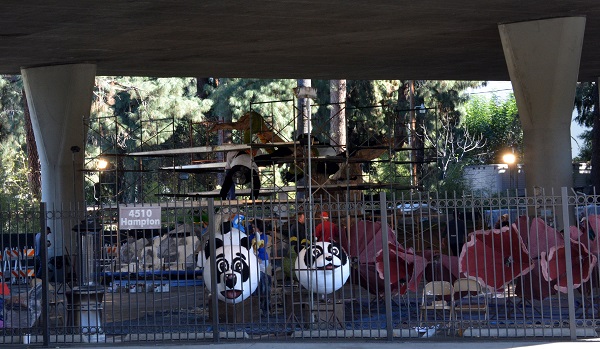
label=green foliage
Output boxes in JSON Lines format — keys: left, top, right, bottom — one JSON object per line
{"left": 574, "top": 129, "right": 593, "bottom": 162}
{"left": 0, "top": 75, "right": 511, "bottom": 206}
{"left": 573, "top": 82, "right": 597, "bottom": 161}
{"left": 88, "top": 77, "right": 214, "bottom": 204}
{"left": 0, "top": 76, "right": 38, "bottom": 207}
{"left": 416, "top": 81, "right": 486, "bottom": 191}
{"left": 0, "top": 135, "right": 36, "bottom": 207}
{"left": 463, "top": 93, "right": 522, "bottom": 163}
{"left": 574, "top": 82, "right": 596, "bottom": 128}
{"left": 93, "top": 77, "right": 212, "bottom": 149}
{"left": 437, "top": 162, "right": 469, "bottom": 193}
{"left": 207, "top": 78, "right": 297, "bottom": 140}
{"left": 0, "top": 76, "right": 25, "bottom": 140}
{"left": 369, "top": 152, "right": 412, "bottom": 191}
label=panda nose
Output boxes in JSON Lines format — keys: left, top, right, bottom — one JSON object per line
{"left": 325, "top": 255, "right": 333, "bottom": 261}
{"left": 225, "top": 274, "right": 237, "bottom": 289}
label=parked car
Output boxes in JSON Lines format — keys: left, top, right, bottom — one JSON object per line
{"left": 396, "top": 203, "right": 446, "bottom": 225}
{"left": 575, "top": 204, "right": 600, "bottom": 221}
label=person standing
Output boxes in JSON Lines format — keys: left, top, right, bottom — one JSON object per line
{"left": 494, "top": 213, "right": 510, "bottom": 229}
{"left": 442, "top": 211, "right": 467, "bottom": 257}
{"left": 34, "top": 229, "right": 43, "bottom": 277}
{"left": 46, "top": 227, "right": 67, "bottom": 283}
{"left": 35, "top": 226, "right": 54, "bottom": 278}
{"left": 250, "top": 219, "right": 271, "bottom": 316}
{"left": 283, "top": 211, "right": 309, "bottom": 282}
{"left": 219, "top": 150, "right": 261, "bottom": 200}
{"left": 314, "top": 211, "right": 339, "bottom": 243}
{"left": 289, "top": 211, "right": 309, "bottom": 253}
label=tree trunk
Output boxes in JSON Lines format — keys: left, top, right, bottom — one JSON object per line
{"left": 296, "top": 79, "right": 311, "bottom": 137}
{"left": 22, "top": 88, "right": 41, "bottom": 201}
{"left": 409, "top": 80, "right": 423, "bottom": 188}
{"left": 329, "top": 80, "right": 346, "bottom": 153}
{"left": 196, "top": 78, "right": 219, "bottom": 99}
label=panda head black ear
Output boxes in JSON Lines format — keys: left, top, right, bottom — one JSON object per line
{"left": 204, "top": 237, "right": 224, "bottom": 258}
{"left": 204, "top": 239, "right": 211, "bottom": 258}
{"left": 239, "top": 236, "right": 251, "bottom": 250}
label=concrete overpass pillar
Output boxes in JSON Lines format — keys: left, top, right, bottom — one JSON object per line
{"left": 21, "top": 63, "right": 96, "bottom": 250}
{"left": 499, "top": 17, "right": 584, "bottom": 226}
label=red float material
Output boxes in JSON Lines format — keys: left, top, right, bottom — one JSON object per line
{"left": 526, "top": 217, "right": 565, "bottom": 259}
{"left": 375, "top": 242, "right": 428, "bottom": 294}
{"left": 540, "top": 237, "right": 597, "bottom": 293}
{"left": 459, "top": 225, "right": 534, "bottom": 291}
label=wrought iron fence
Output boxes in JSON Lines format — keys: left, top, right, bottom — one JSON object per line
{"left": 1, "top": 190, "right": 599, "bottom": 345}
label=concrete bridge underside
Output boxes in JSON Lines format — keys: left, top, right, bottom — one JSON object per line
{"left": 0, "top": 3, "right": 598, "bottom": 230}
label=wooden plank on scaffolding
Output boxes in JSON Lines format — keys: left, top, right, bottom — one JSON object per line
{"left": 159, "top": 162, "right": 227, "bottom": 173}
{"left": 127, "top": 144, "right": 250, "bottom": 157}
{"left": 159, "top": 187, "right": 296, "bottom": 198}
{"left": 156, "top": 183, "right": 411, "bottom": 200}
{"left": 107, "top": 200, "right": 210, "bottom": 208}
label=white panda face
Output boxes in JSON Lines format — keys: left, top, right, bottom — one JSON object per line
{"left": 219, "top": 230, "right": 248, "bottom": 246}
{"left": 203, "top": 244, "right": 259, "bottom": 304}
{"left": 198, "top": 214, "right": 247, "bottom": 270}
{"left": 201, "top": 230, "right": 250, "bottom": 266}
{"left": 295, "top": 241, "right": 350, "bottom": 295}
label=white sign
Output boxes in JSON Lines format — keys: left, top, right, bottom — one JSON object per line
{"left": 119, "top": 207, "right": 162, "bottom": 229}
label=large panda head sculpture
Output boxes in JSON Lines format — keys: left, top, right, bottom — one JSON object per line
{"left": 219, "top": 214, "right": 247, "bottom": 246}
{"left": 295, "top": 241, "right": 350, "bottom": 295}
{"left": 197, "top": 214, "right": 248, "bottom": 269}
{"left": 202, "top": 237, "right": 259, "bottom": 304}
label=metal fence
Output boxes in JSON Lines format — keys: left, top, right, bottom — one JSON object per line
{"left": 1, "top": 189, "right": 600, "bottom": 345}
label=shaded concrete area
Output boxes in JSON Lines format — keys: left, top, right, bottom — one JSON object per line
{"left": 1, "top": 2, "right": 600, "bottom": 80}
{"left": 41, "top": 338, "right": 600, "bottom": 349}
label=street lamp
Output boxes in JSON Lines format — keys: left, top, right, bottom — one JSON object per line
{"left": 96, "top": 158, "right": 109, "bottom": 171}
{"left": 95, "top": 159, "right": 110, "bottom": 202}
{"left": 502, "top": 152, "right": 517, "bottom": 193}
{"left": 502, "top": 153, "right": 516, "bottom": 166}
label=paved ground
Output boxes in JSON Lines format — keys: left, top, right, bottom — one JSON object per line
{"left": 59, "top": 338, "right": 600, "bottom": 349}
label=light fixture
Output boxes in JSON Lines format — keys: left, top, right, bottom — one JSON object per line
{"left": 502, "top": 153, "right": 516, "bottom": 165}
{"left": 502, "top": 151, "right": 518, "bottom": 193}
{"left": 96, "top": 159, "right": 109, "bottom": 170}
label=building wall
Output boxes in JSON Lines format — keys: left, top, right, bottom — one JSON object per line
{"left": 463, "top": 164, "right": 525, "bottom": 196}
{"left": 464, "top": 163, "right": 591, "bottom": 196}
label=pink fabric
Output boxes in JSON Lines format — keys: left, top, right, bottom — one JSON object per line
{"left": 526, "top": 218, "right": 564, "bottom": 259}
{"left": 340, "top": 220, "right": 398, "bottom": 296}
{"left": 459, "top": 225, "right": 534, "bottom": 291}
{"left": 424, "top": 254, "right": 461, "bottom": 284}
{"left": 515, "top": 215, "right": 530, "bottom": 245}
{"left": 420, "top": 249, "right": 437, "bottom": 262}
{"left": 540, "top": 238, "right": 597, "bottom": 293}
{"left": 439, "top": 254, "right": 461, "bottom": 280}
{"left": 375, "top": 242, "right": 428, "bottom": 294}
